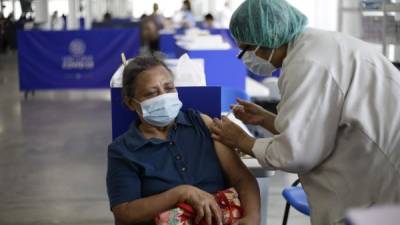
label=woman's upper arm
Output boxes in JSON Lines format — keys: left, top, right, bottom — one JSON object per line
{"left": 107, "top": 146, "right": 142, "bottom": 210}
{"left": 200, "top": 114, "right": 254, "bottom": 185}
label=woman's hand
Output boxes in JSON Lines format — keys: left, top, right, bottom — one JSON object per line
{"left": 232, "top": 216, "right": 260, "bottom": 225}
{"left": 231, "top": 99, "right": 267, "bottom": 126}
{"left": 210, "top": 116, "right": 255, "bottom": 156}
{"left": 178, "top": 185, "right": 223, "bottom": 225}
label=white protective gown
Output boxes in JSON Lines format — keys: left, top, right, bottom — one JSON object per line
{"left": 252, "top": 28, "right": 400, "bottom": 225}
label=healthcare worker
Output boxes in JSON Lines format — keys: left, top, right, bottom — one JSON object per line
{"left": 210, "top": 0, "right": 400, "bottom": 224}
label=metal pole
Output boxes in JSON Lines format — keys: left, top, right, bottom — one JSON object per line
{"left": 68, "top": 0, "right": 78, "bottom": 29}
{"left": 337, "top": 0, "right": 343, "bottom": 32}
{"left": 86, "top": 0, "right": 92, "bottom": 29}
{"left": 12, "top": 0, "right": 16, "bottom": 19}
{"left": 383, "top": 2, "right": 388, "bottom": 56}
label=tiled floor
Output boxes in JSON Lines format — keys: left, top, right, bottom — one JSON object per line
{"left": 0, "top": 52, "right": 310, "bottom": 225}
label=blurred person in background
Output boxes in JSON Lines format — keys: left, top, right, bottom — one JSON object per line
{"left": 173, "top": 0, "right": 195, "bottom": 29}
{"left": 0, "top": 12, "right": 5, "bottom": 53}
{"left": 50, "top": 10, "right": 62, "bottom": 30}
{"left": 139, "top": 3, "right": 167, "bottom": 54}
{"left": 150, "top": 3, "right": 165, "bottom": 30}
{"left": 201, "top": 13, "right": 215, "bottom": 29}
{"left": 140, "top": 15, "right": 160, "bottom": 54}
{"left": 181, "top": 0, "right": 195, "bottom": 28}
{"left": 4, "top": 12, "right": 16, "bottom": 51}
{"left": 103, "top": 12, "right": 112, "bottom": 23}
{"left": 61, "top": 14, "right": 67, "bottom": 30}
{"left": 218, "top": 1, "right": 233, "bottom": 28}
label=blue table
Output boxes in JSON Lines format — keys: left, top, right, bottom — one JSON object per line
{"left": 159, "top": 29, "right": 237, "bottom": 62}
{"left": 208, "top": 29, "right": 237, "bottom": 47}
{"left": 18, "top": 28, "right": 140, "bottom": 91}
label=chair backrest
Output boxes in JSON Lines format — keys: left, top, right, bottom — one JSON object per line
{"left": 282, "top": 186, "right": 310, "bottom": 216}
{"left": 111, "top": 86, "right": 222, "bottom": 139}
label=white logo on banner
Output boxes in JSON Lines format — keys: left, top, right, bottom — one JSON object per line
{"left": 69, "top": 39, "right": 86, "bottom": 56}
{"left": 62, "top": 38, "right": 95, "bottom": 70}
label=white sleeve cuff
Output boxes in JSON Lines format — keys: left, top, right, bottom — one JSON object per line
{"left": 251, "top": 138, "right": 276, "bottom": 170}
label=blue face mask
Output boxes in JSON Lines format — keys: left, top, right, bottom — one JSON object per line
{"left": 135, "top": 92, "right": 183, "bottom": 127}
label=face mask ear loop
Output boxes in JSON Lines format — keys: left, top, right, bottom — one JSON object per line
{"left": 132, "top": 98, "right": 143, "bottom": 116}
{"left": 133, "top": 98, "right": 141, "bottom": 104}
{"left": 268, "top": 48, "right": 275, "bottom": 62}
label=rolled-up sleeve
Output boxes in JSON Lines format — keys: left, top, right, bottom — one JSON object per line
{"left": 107, "top": 145, "right": 141, "bottom": 209}
{"left": 252, "top": 60, "right": 344, "bottom": 174}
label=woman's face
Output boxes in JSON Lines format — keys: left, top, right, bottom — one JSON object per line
{"left": 127, "top": 65, "right": 176, "bottom": 113}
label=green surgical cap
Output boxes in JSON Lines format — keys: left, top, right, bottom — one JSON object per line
{"left": 229, "top": 0, "right": 308, "bottom": 49}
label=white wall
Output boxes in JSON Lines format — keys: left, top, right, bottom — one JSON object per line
{"left": 2, "top": 0, "right": 22, "bottom": 19}
{"left": 33, "top": 0, "right": 48, "bottom": 23}
{"left": 287, "top": 0, "right": 338, "bottom": 31}
{"left": 131, "top": 0, "right": 181, "bottom": 18}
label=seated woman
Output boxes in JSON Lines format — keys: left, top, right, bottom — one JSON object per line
{"left": 107, "top": 55, "right": 260, "bottom": 225}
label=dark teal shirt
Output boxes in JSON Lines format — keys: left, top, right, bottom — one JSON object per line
{"left": 106, "top": 109, "right": 227, "bottom": 208}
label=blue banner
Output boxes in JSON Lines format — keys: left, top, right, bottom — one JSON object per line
{"left": 18, "top": 29, "right": 140, "bottom": 90}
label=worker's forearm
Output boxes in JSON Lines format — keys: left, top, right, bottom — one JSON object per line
{"left": 113, "top": 186, "right": 187, "bottom": 225}
{"left": 261, "top": 110, "right": 279, "bottom": 135}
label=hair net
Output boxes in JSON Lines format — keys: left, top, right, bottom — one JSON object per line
{"left": 229, "top": 0, "right": 308, "bottom": 49}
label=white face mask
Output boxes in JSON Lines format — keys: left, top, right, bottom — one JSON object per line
{"left": 135, "top": 92, "right": 183, "bottom": 127}
{"left": 242, "top": 46, "right": 276, "bottom": 77}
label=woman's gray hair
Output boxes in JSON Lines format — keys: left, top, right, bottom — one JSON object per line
{"left": 122, "top": 53, "right": 172, "bottom": 99}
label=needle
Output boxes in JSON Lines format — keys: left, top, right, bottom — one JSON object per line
{"left": 226, "top": 104, "right": 243, "bottom": 117}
